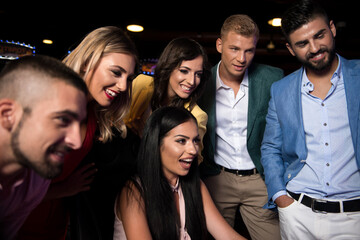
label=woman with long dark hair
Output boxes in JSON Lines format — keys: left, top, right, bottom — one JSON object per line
{"left": 114, "top": 107, "right": 247, "bottom": 240}
{"left": 124, "top": 37, "right": 210, "bottom": 163}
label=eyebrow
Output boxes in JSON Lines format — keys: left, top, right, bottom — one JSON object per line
{"left": 179, "top": 66, "right": 203, "bottom": 73}
{"left": 110, "top": 65, "right": 127, "bottom": 74}
{"left": 294, "top": 28, "right": 327, "bottom": 47}
{"left": 53, "top": 110, "right": 85, "bottom": 122}
{"left": 174, "top": 134, "right": 190, "bottom": 139}
{"left": 174, "top": 134, "right": 200, "bottom": 139}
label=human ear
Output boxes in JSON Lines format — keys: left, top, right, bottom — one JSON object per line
{"left": 286, "top": 42, "right": 296, "bottom": 57}
{"left": 329, "top": 20, "right": 336, "bottom": 38}
{"left": 0, "top": 99, "right": 16, "bottom": 130}
{"left": 216, "top": 38, "right": 223, "bottom": 54}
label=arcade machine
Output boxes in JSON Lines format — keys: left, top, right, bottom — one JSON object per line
{"left": 0, "top": 40, "right": 35, "bottom": 71}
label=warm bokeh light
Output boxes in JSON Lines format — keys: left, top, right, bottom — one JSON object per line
{"left": 268, "top": 18, "right": 282, "bottom": 27}
{"left": 42, "top": 39, "right": 53, "bottom": 44}
{"left": 126, "top": 24, "right": 144, "bottom": 32}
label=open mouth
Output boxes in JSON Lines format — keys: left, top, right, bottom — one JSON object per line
{"left": 105, "top": 89, "right": 119, "bottom": 100}
{"left": 180, "top": 85, "right": 193, "bottom": 93}
{"left": 48, "top": 149, "right": 66, "bottom": 165}
{"left": 179, "top": 158, "right": 193, "bottom": 169}
{"left": 233, "top": 64, "right": 246, "bottom": 71}
{"left": 47, "top": 145, "right": 71, "bottom": 165}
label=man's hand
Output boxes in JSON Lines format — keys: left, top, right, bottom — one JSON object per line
{"left": 275, "top": 195, "right": 294, "bottom": 208}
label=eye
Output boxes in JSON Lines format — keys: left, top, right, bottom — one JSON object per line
{"left": 111, "top": 70, "right": 122, "bottom": 77}
{"left": 193, "top": 137, "right": 200, "bottom": 145}
{"left": 195, "top": 72, "right": 203, "bottom": 78}
{"left": 175, "top": 138, "right": 187, "bottom": 145}
{"left": 55, "top": 116, "right": 72, "bottom": 127}
{"left": 179, "top": 69, "right": 189, "bottom": 74}
{"left": 316, "top": 33, "right": 325, "bottom": 39}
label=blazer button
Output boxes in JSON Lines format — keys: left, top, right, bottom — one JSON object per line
{"left": 288, "top": 174, "right": 291, "bottom": 179}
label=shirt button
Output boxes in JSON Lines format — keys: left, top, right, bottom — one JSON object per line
{"left": 325, "top": 142, "right": 329, "bottom": 146}
{"left": 321, "top": 103, "right": 325, "bottom": 106}
{"left": 323, "top": 123, "right": 327, "bottom": 126}
{"left": 326, "top": 182, "right": 330, "bottom": 186}
{"left": 326, "top": 163, "right": 330, "bottom": 167}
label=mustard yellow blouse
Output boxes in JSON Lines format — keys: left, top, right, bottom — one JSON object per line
{"left": 124, "top": 74, "right": 207, "bottom": 163}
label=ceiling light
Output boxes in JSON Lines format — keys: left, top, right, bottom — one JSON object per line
{"left": 126, "top": 24, "right": 144, "bottom": 32}
{"left": 268, "top": 18, "right": 282, "bottom": 27}
{"left": 43, "top": 39, "right": 53, "bottom": 44}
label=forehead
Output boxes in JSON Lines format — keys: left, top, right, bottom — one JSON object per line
{"left": 166, "top": 120, "right": 198, "bottom": 136}
{"left": 99, "top": 52, "right": 136, "bottom": 74}
{"left": 289, "top": 17, "right": 330, "bottom": 43}
{"left": 31, "top": 81, "right": 86, "bottom": 118}
{"left": 222, "top": 31, "right": 257, "bottom": 47}
{"left": 179, "top": 56, "right": 203, "bottom": 70}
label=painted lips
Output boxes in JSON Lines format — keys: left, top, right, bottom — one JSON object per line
{"left": 105, "top": 88, "right": 119, "bottom": 100}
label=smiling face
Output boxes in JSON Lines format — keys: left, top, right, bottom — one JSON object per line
{"left": 167, "top": 55, "right": 203, "bottom": 101}
{"left": 11, "top": 81, "right": 87, "bottom": 178}
{"left": 216, "top": 31, "right": 257, "bottom": 81}
{"left": 86, "top": 52, "right": 136, "bottom": 107}
{"left": 160, "top": 119, "right": 199, "bottom": 186}
{"left": 286, "top": 17, "right": 337, "bottom": 73}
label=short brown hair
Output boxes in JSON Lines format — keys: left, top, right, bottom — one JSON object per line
{"left": 220, "top": 14, "right": 260, "bottom": 40}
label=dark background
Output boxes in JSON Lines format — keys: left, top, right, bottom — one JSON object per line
{"left": 1, "top": 0, "right": 359, "bottom": 75}
{"left": 1, "top": 1, "right": 358, "bottom": 238}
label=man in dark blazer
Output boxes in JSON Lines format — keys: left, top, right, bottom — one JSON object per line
{"left": 198, "top": 14, "right": 283, "bottom": 240}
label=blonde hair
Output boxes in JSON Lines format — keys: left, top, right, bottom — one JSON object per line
{"left": 220, "top": 14, "right": 260, "bottom": 40}
{"left": 63, "top": 26, "right": 138, "bottom": 142}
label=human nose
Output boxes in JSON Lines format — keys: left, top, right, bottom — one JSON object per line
{"left": 236, "top": 51, "right": 246, "bottom": 63}
{"left": 187, "top": 141, "right": 198, "bottom": 156}
{"left": 65, "top": 124, "right": 83, "bottom": 150}
{"left": 116, "top": 77, "right": 128, "bottom": 92}
{"left": 308, "top": 40, "right": 320, "bottom": 53}
{"left": 186, "top": 74, "right": 196, "bottom": 86}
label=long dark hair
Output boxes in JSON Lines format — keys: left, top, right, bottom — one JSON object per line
{"left": 151, "top": 38, "right": 210, "bottom": 111}
{"left": 132, "top": 106, "right": 207, "bottom": 240}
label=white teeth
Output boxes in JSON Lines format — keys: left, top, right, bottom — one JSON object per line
{"left": 181, "top": 85, "right": 191, "bottom": 91}
{"left": 106, "top": 89, "right": 117, "bottom": 97}
{"left": 181, "top": 159, "right": 193, "bottom": 163}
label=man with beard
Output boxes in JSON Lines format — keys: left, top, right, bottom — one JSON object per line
{"left": 0, "top": 55, "right": 87, "bottom": 239}
{"left": 261, "top": 0, "right": 360, "bottom": 239}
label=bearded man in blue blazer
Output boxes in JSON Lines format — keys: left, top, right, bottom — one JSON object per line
{"left": 198, "top": 14, "right": 283, "bottom": 240}
{"left": 261, "top": 0, "right": 360, "bottom": 239}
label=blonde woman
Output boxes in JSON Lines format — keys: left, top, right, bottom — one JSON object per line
{"left": 17, "top": 26, "right": 138, "bottom": 240}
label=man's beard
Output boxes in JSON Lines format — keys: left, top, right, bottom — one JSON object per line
{"left": 10, "top": 110, "right": 63, "bottom": 179}
{"left": 299, "top": 41, "right": 336, "bottom": 73}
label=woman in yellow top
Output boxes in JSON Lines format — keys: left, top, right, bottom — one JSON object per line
{"left": 125, "top": 38, "right": 210, "bottom": 163}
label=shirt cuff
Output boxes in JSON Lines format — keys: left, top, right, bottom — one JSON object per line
{"left": 272, "top": 190, "right": 287, "bottom": 203}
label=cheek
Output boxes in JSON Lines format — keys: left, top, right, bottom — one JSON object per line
{"left": 169, "top": 72, "right": 182, "bottom": 86}
{"left": 87, "top": 69, "right": 108, "bottom": 94}
{"left": 161, "top": 143, "right": 182, "bottom": 164}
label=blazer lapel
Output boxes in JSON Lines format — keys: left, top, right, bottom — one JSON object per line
{"left": 342, "top": 57, "right": 360, "bottom": 151}
{"left": 247, "top": 69, "right": 261, "bottom": 138}
{"left": 283, "top": 68, "right": 306, "bottom": 149}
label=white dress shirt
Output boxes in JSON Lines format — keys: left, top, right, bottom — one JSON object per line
{"left": 214, "top": 63, "right": 255, "bottom": 170}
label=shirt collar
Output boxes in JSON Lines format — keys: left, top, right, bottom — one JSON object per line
{"left": 216, "top": 61, "right": 249, "bottom": 90}
{"left": 302, "top": 54, "right": 342, "bottom": 93}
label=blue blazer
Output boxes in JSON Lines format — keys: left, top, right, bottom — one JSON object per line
{"left": 261, "top": 56, "right": 360, "bottom": 208}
